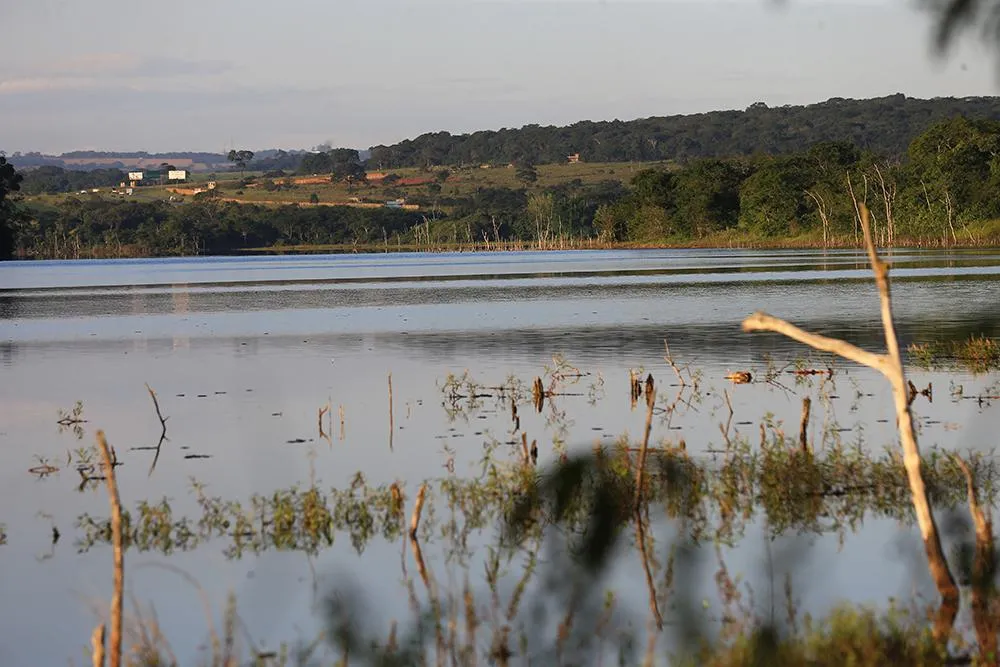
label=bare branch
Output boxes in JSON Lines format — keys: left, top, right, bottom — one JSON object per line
{"left": 144, "top": 384, "right": 169, "bottom": 477}
{"left": 741, "top": 313, "right": 888, "bottom": 371}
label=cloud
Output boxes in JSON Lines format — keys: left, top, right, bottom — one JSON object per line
{"left": 0, "top": 53, "right": 233, "bottom": 95}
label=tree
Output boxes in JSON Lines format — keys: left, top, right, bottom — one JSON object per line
{"left": 227, "top": 150, "right": 255, "bottom": 177}
{"left": 515, "top": 163, "right": 538, "bottom": 185}
{"left": 593, "top": 202, "right": 630, "bottom": 242}
{"left": 328, "top": 149, "right": 366, "bottom": 183}
{"left": 673, "top": 159, "right": 746, "bottom": 237}
{"left": 0, "top": 156, "right": 24, "bottom": 259}
{"left": 629, "top": 169, "right": 676, "bottom": 210}
{"left": 738, "top": 157, "right": 813, "bottom": 237}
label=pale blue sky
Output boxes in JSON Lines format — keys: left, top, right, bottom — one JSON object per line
{"left": 0, "top": 0, "right": 995, "bottom": 154}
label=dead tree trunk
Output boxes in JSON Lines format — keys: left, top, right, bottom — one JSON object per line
{"left": 742, "top": 203, "right": 959, "bottom": 641}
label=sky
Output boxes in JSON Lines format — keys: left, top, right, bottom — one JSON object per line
{"left": 0, "top": 0, "right": 997, "bottom": 154}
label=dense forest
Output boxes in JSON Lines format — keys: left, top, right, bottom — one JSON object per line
{"left": 367, "top": 94, "right": 1000, "bottom": 168}
{"left": 3, "top": 115, "right": 1000, "bottom": 259}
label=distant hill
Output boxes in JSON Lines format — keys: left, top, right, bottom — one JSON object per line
{"left": 8, "top": 151, "right": 231, "bottom": 172}
{"left": 366, "top": 94, "right": 1000, "bottom": 168}
{"left": 6, "top": 149, "right": 311, "bottom": 173}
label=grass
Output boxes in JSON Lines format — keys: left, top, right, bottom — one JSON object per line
{"left": 26, "top": 160, "right": 662, "bottom": 209}
{"left": 908, "top": 334, "right": 1000, "bottom": 373}
{"left": 684, "top": 604, "right": 951, "bottom": 667}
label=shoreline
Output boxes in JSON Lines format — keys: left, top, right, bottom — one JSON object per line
{"left": 8, "top": 234, "right": 1000, "bottom": 261}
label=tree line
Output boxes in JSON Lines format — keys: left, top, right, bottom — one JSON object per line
{"left": 3, "top": 116, "right": 1000, "bottom": 258}
{"left": 366, "top": 94, "right": 1000, "bottom": 169}
{"left": 397, "top": 115, "right": 1000, "bottom": 248}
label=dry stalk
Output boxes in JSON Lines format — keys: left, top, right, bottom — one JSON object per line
{"left": 464, "top": 580, "right": 479, "bottom": 667}
{"left": 388, "top": 373, "right": 394, "bottom": 451}
{"left": 633, "top": 390, "right": 663, "bottom": 631}
{"left": 719, "top": 389, "right": 734, "bottom": 449}
{"left": 633, "top": 388, "right": 656, "bottom": 511}
{"left": 339, "top": 404, "right": 345, "bottom": 440}
{"left": 91, "top": 624, "right": 106, "bottom": 667}
{"left": 409, "top": 533, "right": 445, "bottom": 667}
{"left": 318, "top": 403, "right": 330, "bottom": 445}
{"left": 409, "top": 483, "right": 427, "bottom": 539}
{"left": 741, "top": 203, "right": 959, "bottom": 639}
{"left": 95, "top": 431, "right": 123, "bottom": 667}
{"left": 799, "top": 396, "right": 811, "bottom": 453}
{"left": 663, "top": 339, "right": 687, "bottom": 388}
{"left": 134, "top": 562, "right": 224, "bottom": 663}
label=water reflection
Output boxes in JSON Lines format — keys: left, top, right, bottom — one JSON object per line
{"left": 0, "top": 248, "right": 998, "bottom": 665}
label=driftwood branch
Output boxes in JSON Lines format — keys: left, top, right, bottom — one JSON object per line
{"left": 95, "top": 431, "right": 123, "bottom": 667}
{"left": 741, "top": 203, "right": 959, "bottom": 636}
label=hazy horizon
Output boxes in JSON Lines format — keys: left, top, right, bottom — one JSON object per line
{"left": 2, "top": 0, "right": 997, "bottom": 155}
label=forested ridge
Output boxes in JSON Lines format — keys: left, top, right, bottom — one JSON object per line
{"left": 367, "top": 94, "right": 1000, "bottom": 168}
{"left": 8, "top": 94, "right": 1000, "bottom": 174}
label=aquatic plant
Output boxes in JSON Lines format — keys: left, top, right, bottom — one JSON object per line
{"left": 908, "top": 335, "right": 1000, "bottom": 374}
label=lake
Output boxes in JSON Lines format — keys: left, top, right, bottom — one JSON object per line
{"left": 1, "top": 247, "right": 999, "bottom": 665}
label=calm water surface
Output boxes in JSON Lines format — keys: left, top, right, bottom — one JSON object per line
{"left": 1, "top": 248, "right": 999, "bottom": 665}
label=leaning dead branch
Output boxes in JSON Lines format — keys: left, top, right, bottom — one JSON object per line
{"left": 145, "top": 383, "right": 168, "bottom": 441}
{"left": 144, "top": 384, "right": 169, "bottom": 477}
{"left": 663, "top": 339, "right": 687, "bottom": 388}
{"left": 95, "top": 430, "right": 124, "bottom": 667}
{"left": 741, "top": 203, "right": 960, "bottom": 636}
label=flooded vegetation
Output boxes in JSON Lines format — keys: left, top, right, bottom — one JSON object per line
{"left": 1, "top": 244, "right": 999, "bottom": 665}
{"left": 909, "top": 335, "right": 1000, "bottom": 374}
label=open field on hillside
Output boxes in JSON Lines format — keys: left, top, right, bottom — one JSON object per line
{"left": 22, "top": 160, "right": 671, "bottom": 209}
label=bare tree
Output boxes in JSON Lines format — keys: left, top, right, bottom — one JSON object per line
{"left": 742, "top": 203, "right": 959, "bottom": 640}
